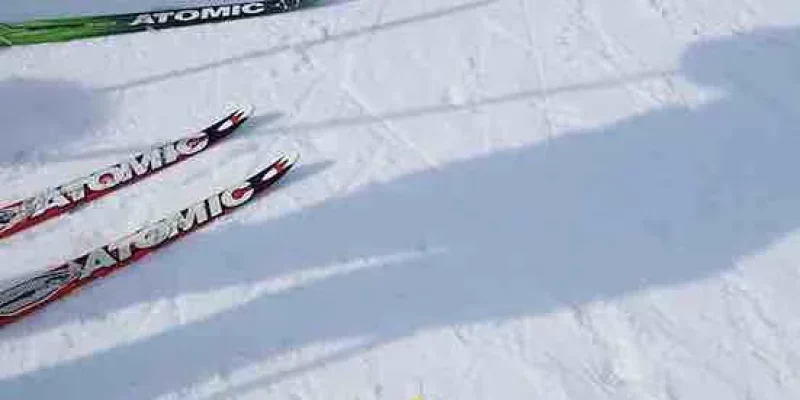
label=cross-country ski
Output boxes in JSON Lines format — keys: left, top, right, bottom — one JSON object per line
{"left": 0, "top": 152, "right": 297, "bottom": 327}
{"left": 0, "top": 0, "right": 305, "bottom": 46}
{"left": 0, "top": 105, "right": 253, "bottom": 240}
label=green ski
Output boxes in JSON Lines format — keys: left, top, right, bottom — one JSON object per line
{"left": 0, "top": 1, "right": 305, "bottom": 46}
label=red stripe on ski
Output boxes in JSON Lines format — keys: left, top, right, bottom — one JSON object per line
{"left": 0, "top": 152, "right": 298, "bottom": 327}
{"left": 0, "top": 106, "right": 253, "bottom": 240}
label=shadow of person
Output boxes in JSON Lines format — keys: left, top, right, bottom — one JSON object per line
{"left": 0, "top": 78, "right": 110, "bottom": 165}
{"left": 3, "top": 26, "right": 799, "bottom": 400}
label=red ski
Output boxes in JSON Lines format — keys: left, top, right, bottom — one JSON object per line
{"left": 0, "top": 152, "right": 298, "bottom": 327}
{"left": 0, "top": 105, "right": 253, "bottom": 240}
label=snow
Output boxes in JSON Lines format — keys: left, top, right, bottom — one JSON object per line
{"left": 2, "top": 0, "right": 800, "bottom": 399}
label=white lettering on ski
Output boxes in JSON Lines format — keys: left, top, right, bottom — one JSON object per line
{"left": 174, "top": 134, "right": 209, "bottom": 156}
{"left": 175, "top": 9, "right": 201, "bottom": 22}
{"left": 220, "top": 183, "right": 255, "bottom": 208}
{"left": 109, "top": 180, "right": 253, "bottom": 262}
{"left": 29, "top": 134, "right": 211, "bottom": 219}
{"left": 242, "top": 3, "right": 267, "bottom": 14}
{"left": 82, "top": 248, "right": 117, "bottom": 276}
{"left": 153, "top": 12, "right": 175, "bottom": 24}
{"left": 86, "top": 165, "right": 129, "bottom": 192}
{"left": 129, "top": 148, "right": 165, "bottom": 176}
{"left": 30, "top": 190, "right": 71, "bottom": 218}
{"left": 130, "top": 14, "right": 156, "bottom": 26}
{"left": 130, "top": 2, "right": 267, "bottom": 26}
{"left": 136, "top": 222, "right": 173, "bottom": 249}
{"left": 201, "top": 6, "right": 231, "bottom": 19}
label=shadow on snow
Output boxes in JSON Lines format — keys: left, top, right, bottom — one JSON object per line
{"left": 2, "top": 25, "right": 800, "bottom": 400}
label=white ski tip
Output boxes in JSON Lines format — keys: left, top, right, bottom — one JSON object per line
{"left": 257, "top": 152, "right": 300, "bottom": 184}
{"left": 238, "top": 104, "right": 255, "bottom": 120}
{"left": 276, "top": 151, "right": 300, "bottom": 173}
{"left": 280, "top": 151, "right": 300, "bottom": 169}
{"left": 215, "top": 104, "right": 255, "bottom": 132}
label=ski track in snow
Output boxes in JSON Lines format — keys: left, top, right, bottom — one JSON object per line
{"left": 2, "top": 0, "right": 800, "bottom": 399}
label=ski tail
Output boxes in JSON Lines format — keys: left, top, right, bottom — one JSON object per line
{"left": 0, "top": 1, "right": 307, "bottom": 46}
{"left": 0, "top": 152, "right": 298, "bottom": 327}
{"left": 0, "top": 105, "right": 254, "bottom": 240}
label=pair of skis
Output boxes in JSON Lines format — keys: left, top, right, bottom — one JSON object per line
{"left": 0, "top": 106, "right": 298, "bottom": 327}
{"left": 1, "top": 1, "right": 307, "bottom": 46}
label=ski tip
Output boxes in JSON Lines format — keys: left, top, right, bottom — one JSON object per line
{"left": 281, "top": 151, "right": 300, "bottom": 168}
{"left": 232, "top": 104, "right": 255, "bottom": 124}
{"left": 275, "top": 151, "right": 300, "bottom": 174}
{"left": 210, "top": 104, "right": 255, "bottom": 135}
{"left": 239, "top": 104, "right": 255, "bottom": 120}
{"left": 273, "top": 151, "right": 300, "bottom": 174}
{"left": 249, "top": 152, "right": 301, "bottom": 189}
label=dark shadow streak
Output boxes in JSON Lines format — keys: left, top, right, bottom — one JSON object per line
{"left": 258, "top": 70, "right": 675, "bottom": 134}
{"left": 208, "top": 338, "right": 383, "bottom": 400}
{"left": 99, "top": 0, "right": 497, "bottom": 93}
{"left": 277, "top": 159, "right": 333, "bottom": 191}
{"left": 39, "top": 112, "right": 283, "bottom": 164}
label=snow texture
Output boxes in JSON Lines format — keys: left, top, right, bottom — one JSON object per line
{"left": 2, "top": 0, "right": 800, "bottom": 399}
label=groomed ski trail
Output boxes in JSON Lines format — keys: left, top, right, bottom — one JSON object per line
{"left": 2, "top": 0, "right": 800, "bottom": 400}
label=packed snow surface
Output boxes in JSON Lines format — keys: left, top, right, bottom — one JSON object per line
{"left": 2, "top": 0, "right": 800, "bottom": 399}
